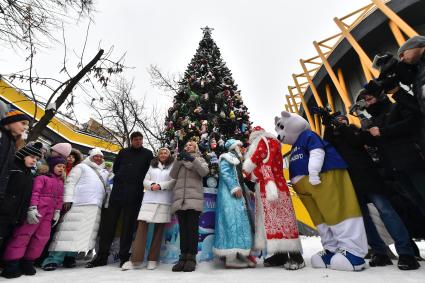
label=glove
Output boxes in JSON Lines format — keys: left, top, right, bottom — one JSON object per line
{"left": 177, "top": 151, "right": 188, "bottom": 161}
{"left": 309, "top": 174, "right": 321, "bottom": 186}
{"left": 27, "top": 206, "right": 42, "bottom": 224}
{"left": 63, "top": 202, "right": 72, "bottom": 212}
{"left": 184, "top": 154, "right": 195, "bottom": 162}
{"left": 179, "top": 151, "right": 195, "bottom": 162}
{"left": 52, "top": 210, "right": 61, "bottom": 227}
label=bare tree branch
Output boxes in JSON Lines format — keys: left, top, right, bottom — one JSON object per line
{"left": 27, "top": 48, "right": 104, "bottom": 141}
{"left": 87, "top": 76, "right": 165, "bottom": 151}
{"left": 148, "top": 64, "right": 181, "bottom": 96}
{"left": 0, "top": 0, "right": 94, "bottom": 49}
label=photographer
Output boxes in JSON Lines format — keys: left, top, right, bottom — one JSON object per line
{"left": 357, "top": 89, "right": 425, "bottom": 221}
{"left": 393, "top": 36, "right": 425, "bottom": 115}
{"left": 322, "top": 112, "right": 419, "bottom": 270}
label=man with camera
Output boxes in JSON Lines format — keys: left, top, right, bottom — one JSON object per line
{"left": 320, "top": 110, "right": 419, "bottom": 270}
{"left": 356, "top": 87, "right": 425, "bottom": 226}
{"left": 393, "top": 36, "right": 425, "bottom": 115}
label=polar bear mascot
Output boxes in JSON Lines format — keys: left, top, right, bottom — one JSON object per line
{"left": 274, "top": 111, "right": 368, "bottom": 271}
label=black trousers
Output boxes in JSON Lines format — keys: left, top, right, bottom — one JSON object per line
{"left": 97, "top": 203, "right": 141, "bottom": 261}
{"left": 176, "top": 209, "right": 200, "bottom": 255}
{"left": 0, "top": 223, "right": 14, "bottom": 257}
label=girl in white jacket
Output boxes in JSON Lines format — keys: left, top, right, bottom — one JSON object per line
{"left": 42, "top": 148, "right": 111, "bottom": 271}
{"left": 122, "top": 148, "right": 176, "bottom": 271}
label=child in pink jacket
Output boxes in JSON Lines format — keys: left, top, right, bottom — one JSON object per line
{"left": 1, "top": 156, "right": 66, "bottom": 279}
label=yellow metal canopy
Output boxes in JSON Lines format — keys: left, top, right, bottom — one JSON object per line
{"left": 0, "top": 79, "right": 121, "bottom": 153}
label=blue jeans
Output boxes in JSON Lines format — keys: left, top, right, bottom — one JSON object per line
{"left": 42, "top": 251, "right": 77, "bottom": 266}
{"left": 359, "top": 193, "right": 414, "bottom": 256}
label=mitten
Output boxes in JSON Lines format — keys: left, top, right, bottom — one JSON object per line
{"left": 27, "top": 206, "right": 42, "bottom": 224}
{"left": 184, "top": 154, "right": 195, "bottom": 162}
{"left": 52, "top": 210, "right": 61, "bottom": 227}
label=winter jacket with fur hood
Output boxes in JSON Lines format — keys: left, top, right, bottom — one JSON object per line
{"left": 169, "top": 153, "right": 209, "bottom": 213}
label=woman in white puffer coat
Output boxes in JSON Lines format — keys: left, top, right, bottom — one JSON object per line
{"left": 42, "top": 148, "right": 111, "bottom": 271}
{"left": 122, "top": 147, "right": 175, "bottom": 271}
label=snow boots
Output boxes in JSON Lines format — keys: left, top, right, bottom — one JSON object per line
{"left": 43, "top": 263, "right": 58, "bottom": 271}
{"left": 264, "top": 252, "right": 305, "bottom": 270}
{"left": 20, "top": 260, "right": 36, "bottom": 275}
{"left": 63, "top": 256, "right": 76, "bottom": 268}
{"left": 0, "top": 261, "right": 22, "bottom": 279}
{"left": 284, "top": 252, "right": 306, "bottom": 270}
{"left": 263, "top": 253, "right": 288, "bottom": 267}
{"left": 369, "top": 254, "right": 393, "bottom": 267}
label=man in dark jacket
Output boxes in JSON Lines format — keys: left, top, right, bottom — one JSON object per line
{"left": 0, "top": 143, "right": 42, "bottom": 254}
{"left": 0, "top": 110, "right": 30, "bottom": 201}
{"left": 393, "top": 36, "right": 425, "bottom": 116}
{"left": 323, "top": 114, "right": 419, "bottom": 270}
{"left": 360, "top": 90, "right": 425, "bottom": 213}
{"left": 87, "top": 132, "right": 153, "bottom": 268}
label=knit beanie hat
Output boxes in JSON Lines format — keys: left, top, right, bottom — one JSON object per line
{"left": 47, "top": 156, "right": 67, "bottom": 173}
{"left": 397, "top": 35, "right": 425, "bottom": 57}
{"left": 51, "top": 143, "right": 72, "bottom": 158}
{"left": 0, "top": 109, "right": 30, "bottom": 126}
{"left": 89, "top": 148, "right": 104, "bottom": 158}
{"left": 16, "top": 142, "right": 43, "bottom": 160}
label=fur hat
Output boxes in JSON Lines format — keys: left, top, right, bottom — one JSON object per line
{"left": 248, "top": 126, "right": 266, "bottom": 144}
{"left": 0, "top": 110, "right": 30, "bottom": 126}
{"left": 398, "top": 35, "right": 425, "bottom": 57}
{"left": 224, "top": 139, "right": 242, "bottom": 151}
{"left": 51, "top": 143, "right": 72, "bottom": 158}
{"left": 16, "top": 142, "right": 43, "bottom": 160}
{"left": 89, "top": 148, "right": 104, "bottom": 158}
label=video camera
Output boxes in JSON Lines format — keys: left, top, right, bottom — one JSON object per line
{"left": 364, "top": 53, "right": 417, "bottom": 96}
{"left": 348, "top": 100, "right": 373, "bottom": 130}
{"left": 311, "top": 106, "right": 342, "bottom": 127}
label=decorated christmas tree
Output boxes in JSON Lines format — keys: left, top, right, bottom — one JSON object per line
{"left": 163, "top": 26, "right": 252, "bottom": 178}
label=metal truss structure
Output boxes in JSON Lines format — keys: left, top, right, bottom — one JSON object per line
{"left": 284, "top": 0, "right": 419, "bottom": 135}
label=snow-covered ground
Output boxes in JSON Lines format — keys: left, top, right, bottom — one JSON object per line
{"left": 10, "top": 237, "right": 425, "bottom": 283}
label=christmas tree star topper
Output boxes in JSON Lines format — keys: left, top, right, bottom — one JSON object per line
{"left": 201, "top": 26, "right": 214, "bottom": 35}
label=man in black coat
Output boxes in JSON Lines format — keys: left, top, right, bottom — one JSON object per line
{"left": 360, "top": 90, "right": 425, "bottom": 213}
{"left": 323, "top": 114, "right": 419, "bottom": 270}
{"left": 87, "top": 132, "right": 153, "bottom": 268}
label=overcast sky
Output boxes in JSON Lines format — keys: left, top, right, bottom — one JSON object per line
{"left": 1, "top": 0, "right": 371, "bottom": 133}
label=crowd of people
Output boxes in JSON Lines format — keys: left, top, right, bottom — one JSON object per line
{"left": 0, "top": 36, "right": 424, "bottom": 279}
